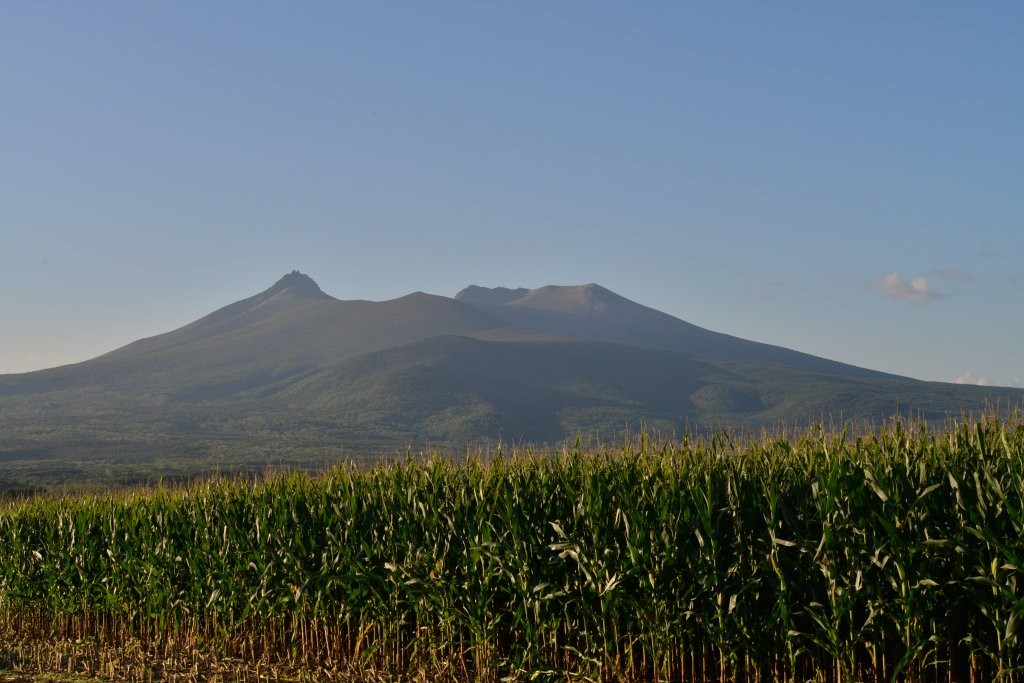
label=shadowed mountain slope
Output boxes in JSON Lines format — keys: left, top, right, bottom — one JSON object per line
{"left": 1, "top": 272, "right": 507, "bottom": 399}
{"left": 455, "top": 283, "right": 889, "bottom": 378}
{"left": 1, "top": 272, "right": 1021, "bottom": 487}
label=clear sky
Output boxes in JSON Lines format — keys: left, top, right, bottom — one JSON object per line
{"left": 2, "top": 3, "right": 1022, "bottom": 386}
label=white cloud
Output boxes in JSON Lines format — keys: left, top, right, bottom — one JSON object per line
{"left": 954, "top": 374, "right": 1023, "bottom": 388}
{"left": 954, "top": 374, "right": 992, "bottom": 386}
{"left": 867, "top": 272, "right": 941, "bottom": 303}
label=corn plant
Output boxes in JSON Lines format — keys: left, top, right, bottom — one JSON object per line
{"left": 1, "top": 415, "right": 1023, "bottom": 681}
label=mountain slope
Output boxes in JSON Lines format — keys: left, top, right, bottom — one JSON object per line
{"left": 273, "top": 334, "right": 1021, "bottom": 440}
{"left": 456, "top": 283, "right": 889, "bottom": 378}
{"left": 0, "top": 272, "right": 509, "bottom": 400}
{"left": 1, "top": 272, "right": 1021, "bottom": 487}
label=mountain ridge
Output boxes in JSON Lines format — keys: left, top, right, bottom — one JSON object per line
{"left": 455, "top": 283, "right": 891, "bottom": 379}
{"left": 2, "top": 271, "right": 1021, "bottom": 486}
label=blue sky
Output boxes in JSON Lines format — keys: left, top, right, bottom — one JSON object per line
{"left": 2, "top": 3, "right": 1022, "bottom": 386}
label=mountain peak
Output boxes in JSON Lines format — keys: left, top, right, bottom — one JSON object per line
{"left": 563, "top": 283, "right": 616, "bottom": 300}
{"left": 455, "top": 285, "right": 531, "bottom": 305}
{"left": 514, "top": 283, "right": 627, "bottom": 314}
{"left": 456, "top": 283, "right": 627, "bottom": 314}
{"left": 264, "top": 270, "right": 332, "bottom": 300}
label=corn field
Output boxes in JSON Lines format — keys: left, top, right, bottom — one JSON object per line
{"left": 1, "top": 417, "right": 1023, "bottom": 682}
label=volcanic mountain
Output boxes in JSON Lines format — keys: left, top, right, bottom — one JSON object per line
{"left": 2, "top": 271, "right": 1020, "bottom": 486}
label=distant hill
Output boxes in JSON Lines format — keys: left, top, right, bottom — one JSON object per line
{"left": 1, "top": 271, "right": 1020, "bottom": 487}
{"left": 455, "top": 283, "right": 889, "bottom": 378}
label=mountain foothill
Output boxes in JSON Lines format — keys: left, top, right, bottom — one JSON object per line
{"left": 2, "top": 271, "right": 1019, "bottom": 487}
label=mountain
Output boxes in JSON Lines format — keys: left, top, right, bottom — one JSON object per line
{"left": 455, "top": 283, "right": 888, "bottom": 378}
{"left": 1, "top": 272, "right": 503, "bottom": 400}
{"left": 1, "top": 272, "right": 1020, "bottom": 488}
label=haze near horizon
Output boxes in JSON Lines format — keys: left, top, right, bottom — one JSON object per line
{"left": 2, "top": 4, "right": 1021, "bottom": 386}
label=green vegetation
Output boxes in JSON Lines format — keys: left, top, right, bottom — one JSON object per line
{"left": 6, "top": 273, "right": 1024, "bottom": 491}
{"left": 2, "top": 417, "right": 1023, "bottom": 681}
